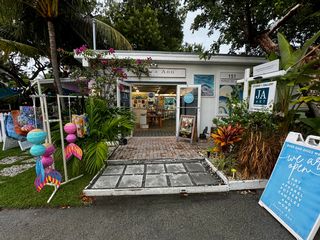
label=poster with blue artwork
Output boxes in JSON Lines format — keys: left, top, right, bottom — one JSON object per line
{"left": 259, "top": 132, "right": 320, "bottom": 240}
{"left": 194, "top": 75, "right": 214, "bottom": 96}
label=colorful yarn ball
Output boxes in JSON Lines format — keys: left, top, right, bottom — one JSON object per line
{"left": 43, "top": 143, "right": 56, "bottom": 157}
{"left": 65, "top": 134, "right": 77, "bottom": 143}
{"left": 27, "top": 129, "right": 47, "bottom": 144}
{"left": 41, "top": 156, "right": 54, "bottom": 168}
{"left": 64, "top": 123, "right": 76, "bottom": 134}
{"left": 30, "top": 144, "right": 46, "bottom": 157}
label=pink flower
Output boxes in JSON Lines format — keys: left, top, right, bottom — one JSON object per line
{"left": 75, "top": 44, "right": 87, "bottom": 54}
{"left": 108, "top": 48, "right": 115, "bottom": 54}
{"left": 136, "top": 59, "right": 142, "bottom": 65}
{"left": 101, "top": 60, "right": 108, "bottom": 65}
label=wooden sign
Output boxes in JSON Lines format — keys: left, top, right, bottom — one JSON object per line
{"left": 259, "top": 132, "right": 320, "bottom": 240}
{"left": 178, "top": 115, "right": 196, "bottom": 143}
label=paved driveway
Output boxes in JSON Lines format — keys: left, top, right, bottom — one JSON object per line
{"left": 2, "top": 191, "right": 317, "bottom": 240}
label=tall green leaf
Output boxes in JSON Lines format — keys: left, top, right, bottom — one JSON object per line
{"left": 84, "top": 141, "right": 108, "bottom": 175}
{"left": 277, "top": 32, "right": 294, "bottom": 69}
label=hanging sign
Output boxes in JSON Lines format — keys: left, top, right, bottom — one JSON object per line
{"left": 249, "top": 81, "right": 276, "bottom": 112}
{"left": 259, "top": 132, "right": 320, "bottom": 240}
{"left": 253, "top": 59, "right": 279, "bottom": 77}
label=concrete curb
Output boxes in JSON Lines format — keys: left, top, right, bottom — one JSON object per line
{"left": 83, "top": 185, "right": 229, "bottom": 197}
{"left": 229, "top": 179, "right": 268, "bottom": 191}
{"left": 83, "top": 156, "right": 268, "bottom": 197}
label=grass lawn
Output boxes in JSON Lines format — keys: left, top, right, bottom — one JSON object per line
{"left": 0, "top": 144, "right": 94, "bottom": 208}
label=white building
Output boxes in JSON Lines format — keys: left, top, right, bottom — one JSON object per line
{"left": 76, "top": 51, "right": 266, "bottom": 139}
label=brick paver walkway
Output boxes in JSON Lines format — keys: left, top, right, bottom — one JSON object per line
{"left": 110, "top": 137, "right": 208, "bottom": 160}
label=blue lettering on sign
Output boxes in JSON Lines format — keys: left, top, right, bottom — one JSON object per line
{"left": 183, "top": 93, "right": 194, "bottom": 104}
{"left": 254, "top": 87, "right": 269, "bottom": 105}
{"left": 260, "top": 141, "right": 320, "bottom": 239}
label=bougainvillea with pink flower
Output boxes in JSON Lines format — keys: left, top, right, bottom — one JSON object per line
{"left": 69, "top": 46, "right": 152, "bottom": 106}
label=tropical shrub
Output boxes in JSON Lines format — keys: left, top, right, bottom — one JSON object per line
{"left": 82, "top": 98, "right": 134, "bottom": 174}
{"left": 211, "top": 124, "right": 244, "bottom": 155}
{"left": 238, "top": 131, "right": 286, "bottom": 179}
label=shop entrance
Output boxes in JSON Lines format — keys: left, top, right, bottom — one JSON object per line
{"left": 130, "top": 84, "right": 177, "bottom": 137}
{"left": 117, "top": 81, "right": 201, "bottom": 138}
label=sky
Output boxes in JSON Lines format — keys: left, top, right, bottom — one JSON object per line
{"left": 183, "top": 10, "right": 230, "bottom": 53}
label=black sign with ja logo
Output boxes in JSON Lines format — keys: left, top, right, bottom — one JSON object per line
{"left": 254, "top": 87, "right": 269, "bottom": 105}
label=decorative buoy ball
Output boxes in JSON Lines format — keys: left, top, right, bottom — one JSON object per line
{"left": 30, "top": 144, "right": 46, "bottom": 157}
{"left": 64, "top": 123, "right": 76, "bottom": 134}
{"left": 65, "top": 134, "right": 77, "bottom": 143}
{"left": 41, "top": 156, "right": 54, "bottom": 168}
{"left": 27, "top": 129, "right": 47, "bottom": 145}
{"left": 43, "top": 143, "right": 56, "bottom": 157}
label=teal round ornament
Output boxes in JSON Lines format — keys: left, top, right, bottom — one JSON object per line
{"left": 183, "top": 93, "right": 194, "bottom": 104}
{"left": 30, "top": 144, "right": 46, "bottom": 157}
{"left": 27, "top": 129, "right": 47, "bottom": 145}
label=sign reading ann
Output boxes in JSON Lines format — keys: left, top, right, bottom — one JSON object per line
{"left": 259, "top": 132, "right": 320, "bottom": 240}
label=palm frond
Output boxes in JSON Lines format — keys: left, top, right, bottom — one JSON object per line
{"left": 102, "top": 116, "right": 134, "bottom": 141}
{"left": 84, "top": 141, "right": 108, "bottom": 175}
{"left": 0, "top": 37, "right": 44, "bottom": 57}
{"left": 95, "top": 18, "right": 132, "bottom": 50}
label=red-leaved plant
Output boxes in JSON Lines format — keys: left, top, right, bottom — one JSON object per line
{"left": 211, "top": 124, "right": 244, "bottom": 154}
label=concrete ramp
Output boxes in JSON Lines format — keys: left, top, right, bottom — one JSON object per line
{"left": 83, "top": 158, "right": 228, "bottom": 196}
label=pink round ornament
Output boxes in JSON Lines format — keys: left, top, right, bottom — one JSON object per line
{"left": 41, "top": 156, "right": 54, "bottom": 168}
{"left": 43, "top": 143, "right": 56, "bottom": 157}
{"left": 64, "top": 123, "right": 76, "bottom": 134}
{"left": 66, "top": 134, "right": 77, "bottom": 143}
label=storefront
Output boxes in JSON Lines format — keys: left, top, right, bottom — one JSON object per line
{"left": 77, "top": 51, "right": 266, "bottom": 138}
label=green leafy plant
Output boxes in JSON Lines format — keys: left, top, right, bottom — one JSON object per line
{"left": 274, "top": 31, "right": 320, "bottom": 131}
{"left": 82, "top": 98, "right": 134, "bottom": 174}
{"left": 214, "top": 153, "right": 238, "bottom": 173}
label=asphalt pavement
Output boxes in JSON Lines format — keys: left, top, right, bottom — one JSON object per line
{"left": 0, "top": 191, "right": 319, "bottom": 240}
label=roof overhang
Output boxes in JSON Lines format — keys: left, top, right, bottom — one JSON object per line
{"left": 74, "top": 50, "right": 267, "bottom": 66}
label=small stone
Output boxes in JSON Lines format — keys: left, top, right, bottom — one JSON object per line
{"left": 0, "top": 164, "right": 34, "bottom": 177}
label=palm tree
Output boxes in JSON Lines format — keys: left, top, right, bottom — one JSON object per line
{"left": 0, "top": 0, "right": 132, "bottom": 96}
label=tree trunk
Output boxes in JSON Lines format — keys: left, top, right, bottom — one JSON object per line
{"left": 256, "top": 32, "right": 278, "bottom": 54}
{"left": 47, "top": 20, "right": 65, "bottom": 109}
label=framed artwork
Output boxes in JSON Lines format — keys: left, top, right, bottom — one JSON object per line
{"left": 194, "top": 75, "right": 215, "bottom": 97}
{"left": 177, "top": 115, "right": 196, "bottom": 143}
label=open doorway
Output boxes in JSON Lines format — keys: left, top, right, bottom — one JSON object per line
{"left": 131, "top": 84, "right": 176, "bottom": 137}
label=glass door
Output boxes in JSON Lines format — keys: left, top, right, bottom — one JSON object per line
{"left": 117, "top": 80, "right": 132, "bottom": 108}
{"left": 176, "top": 85, "right": 201, "bottom": 139}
